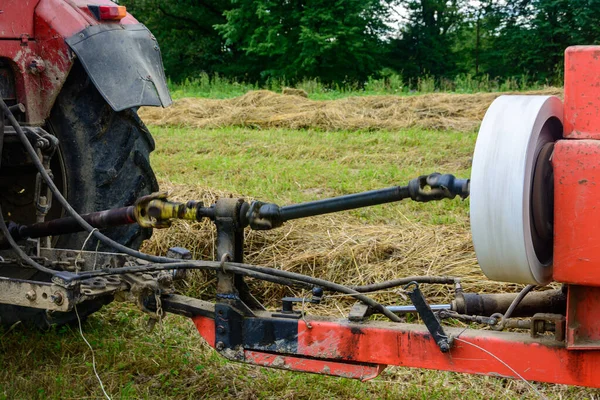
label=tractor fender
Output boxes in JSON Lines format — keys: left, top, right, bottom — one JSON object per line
{"left": 65, "top": 24, "right": 172, "bottom": 112}
{"left": 0, "top": 0, "right": 170, "bottom": 124}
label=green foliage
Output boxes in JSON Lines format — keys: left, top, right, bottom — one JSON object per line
{"left": 125, "top": 0, "right": 600, "bottom": 88}
{"left": 388, "top": 0, "right": 467, "bottom": 80}
{"left": 216, "top": 0, "right": 391, "bottom": 84}
{"left": 167, "top": 73, "right": 548, "bottom": 100}
{"left": 449, "top": 0, "right": 600, "bottom": 84}
{"left": 120, "top": 0, "right": 233, "bottom": 82}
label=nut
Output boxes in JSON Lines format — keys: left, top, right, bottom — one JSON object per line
{"left": 51, "top": 292, "right": 63, "bottom": 306}
{"left": 25, "top": 290, "right": 36, "bottom": 301}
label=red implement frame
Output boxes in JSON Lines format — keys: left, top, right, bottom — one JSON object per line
{"left": 187, "top": 46, "right": 600, "bottom": 388}
{"left": 193, "top": 315, "right": 600, "bottom": 386}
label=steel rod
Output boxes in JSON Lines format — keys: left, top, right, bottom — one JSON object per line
{"left": 279, "top": 186, "right": 411, "bottom": 222}
{"left": 387, "top": 304, "right": 451, "bottom": 314}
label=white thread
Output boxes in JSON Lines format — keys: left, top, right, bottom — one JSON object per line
{"left": 75, "top": 228, "right": 99, "bottom": 273}
{"left": 454, "top": 338, "right": 547, "bottom": 400}
{"left": 75, "top": 305, "right": 112, "bottom": 400}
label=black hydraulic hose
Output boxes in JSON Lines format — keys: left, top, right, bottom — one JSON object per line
{"left": 72, "top": 259, "right": 401, "bottom": 322}
{"left": 235, "top": 262, "right": 402, "bottom": 322}
{"left": 503, "top": 284, "right": 536, "bottom": 321}
{"left": 351, "top": 276, "right": 456, "bottom": 292}
{"left": 0, "top": 98, "right": 176, "bottom": 264}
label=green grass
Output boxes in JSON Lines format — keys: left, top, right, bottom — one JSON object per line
{"left": 168, "top": 72, "right": 552, "bottom": 100}
{"left": 1, "top": 124, "right": 598, "bottom": 399}
{"left": 151, "top": 126, "right": 475, "bottom": 227}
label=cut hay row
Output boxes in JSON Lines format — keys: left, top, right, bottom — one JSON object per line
{"left": 142, "top": 181, "right": 523, "bottom": 312}
{"left": 139, "top": 88, "right": 562, "bottom": 132}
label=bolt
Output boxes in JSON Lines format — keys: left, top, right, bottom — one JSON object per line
{"left": 51, "top": 292, "right": 63, "bottom": 306}
{"left": 79, "top": 33, "right": 84, "bottom": 38}
{"left": 438, "top": 341, "right": 450, "bottom": 353}
{"left": 28, "top": 59, "right": 45, "bottom": 73}
{"left": 25, "top": 290, "right": 36, "bottom": 301}
{"left": 215, "top": 341, "right": 225, "bottom": 351}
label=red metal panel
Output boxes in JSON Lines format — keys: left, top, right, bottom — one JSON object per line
{"left": 564, "top": 46, "right": 600, "bottom": 138}
{"left": 553, "top": 140, "right": 600, "bottom": 286}
{"left": 297, "top": 320, "right": 600, "bottom": 387}
{"left": 0, "top": 0, "right": 40, "bottom": 39}
{"left": 192, "top": 316, "right": 215, "bottom": 347}
{"left": 0, "top": 0, "right": 141, "bottom": 123}
{"left": 566, "top": 286, "right": 600, "bottom": 349}
{"left": 244, "top": 351, "right": 385, "bottom": 381}
{"left": 192, "top": 314, "right": 600, "bottom": 387}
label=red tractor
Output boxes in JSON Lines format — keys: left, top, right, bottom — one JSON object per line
{"left": 1, "top": 0, "right": 600, "bottom": 392}
{"left": 0, "top": 0, "right": 170, "bottom": 325}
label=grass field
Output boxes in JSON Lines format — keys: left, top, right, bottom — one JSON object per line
{"left": 1, "top": 91, "right": 599, "bottom": 399}
{"left": 167, "top": 72, "right": 553, "bottom": 100}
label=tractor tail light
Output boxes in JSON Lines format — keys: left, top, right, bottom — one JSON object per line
{"left": 88, "top": 5, "right": 127, "bottom": 21}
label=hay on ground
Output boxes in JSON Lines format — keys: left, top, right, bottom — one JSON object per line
{"left": 139, "top": 88, "right": 563, "bottom": 132}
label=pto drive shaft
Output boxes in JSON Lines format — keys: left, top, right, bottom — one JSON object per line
{"left": 2, "top": 173, "right": 469, "bottom": 243}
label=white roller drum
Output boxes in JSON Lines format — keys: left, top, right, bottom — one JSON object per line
{"left": 470, "top": 96, "right": 563, "bottom": 285}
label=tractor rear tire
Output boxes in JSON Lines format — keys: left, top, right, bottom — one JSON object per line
{"left": 0, "top": 61, "right": 158, "bottom": 328}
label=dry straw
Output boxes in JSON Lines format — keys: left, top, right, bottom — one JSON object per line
{"left": 139, "top": 89, "right": 563, "bottom": 133}
{"left": 143, "top": 182, "right": 525, "bottom": 312}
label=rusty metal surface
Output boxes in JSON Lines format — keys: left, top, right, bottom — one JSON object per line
{"left": 0, "top": 0, "right": 140, "bottom": 124}
{"left": 192, "top": 312, "right": 600, "bottom": 387}
{"left": 531, "top": 313, "right": 565, "bottom": 341}
{"left": 244, "top": 351, "right": 385, "bottom": 381}
{"left": 39, "top": 248, "right": 130, "bottom": 272}
{"left": 452, "top": 289, "right": 566, "bottom": 317}
{"left": 0, "top": 276, "right": 71, "bottom": 311}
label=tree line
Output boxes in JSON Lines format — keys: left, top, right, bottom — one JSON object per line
{"left": 122, "top": 0, "right": 600, "bottom": 87}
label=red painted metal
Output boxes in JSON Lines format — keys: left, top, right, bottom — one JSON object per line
{"left": 0, "top": 0, "right": 139, "bottom": 124}
{"left": 192, "top": 316, "right": 215, "bottom": 347}
{"left": 0, "top": 1, "right": 41, "bottom": 39}
{"left": 552, "top": 140, "right": 600, "bottom": 286}
{"left": 244, "top": 351, "right": 385, "bottom": 381}
{"left": 192, "top": 316, "right": 600, "bottom": 387}
{"left": 297, "top": 320, "right": 600, "bottom": 386}
{"left": 564, "top": 46, "right": 600, "bottom": 138}
{"left": 192, "top": 316, "right": 386, "bottom": 380}
{"left": 566, "top": 286, "right": 600, "bottom": 349}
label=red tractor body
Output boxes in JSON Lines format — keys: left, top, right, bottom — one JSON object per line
{"left": 0, "top": 0, "right": 170, "bottom": 125}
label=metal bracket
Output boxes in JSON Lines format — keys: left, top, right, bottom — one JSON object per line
{"left": 405, "top": 281, "right": 451, "bottom": 353}
{"left": 0, "top": 276, "right": 73, "bottom": 312}
{"left": 214, "top": 303, "right": 245, "bottom": 360}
